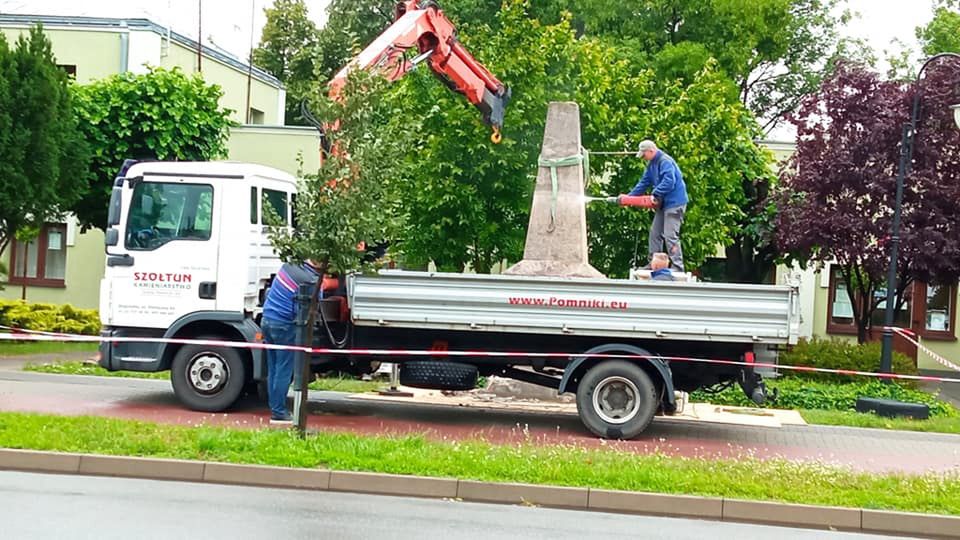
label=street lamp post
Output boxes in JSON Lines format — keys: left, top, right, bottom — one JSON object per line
{"left": 880, "top": 52, "right": 960, "bottom": 374}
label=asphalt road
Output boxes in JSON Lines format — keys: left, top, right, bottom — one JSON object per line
{"left": 0, "top": 471, "right": 908, "bottom": 540}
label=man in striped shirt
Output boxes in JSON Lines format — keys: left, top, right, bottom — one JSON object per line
{"left": 261, "top": 260, "right": 322, "bottom": 424}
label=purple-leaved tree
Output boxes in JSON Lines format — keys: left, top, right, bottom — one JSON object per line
{"left": 776, "top": 60, "right": 960, "bottom": 343}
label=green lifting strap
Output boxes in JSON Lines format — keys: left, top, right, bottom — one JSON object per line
{"left": 537, "top": 148, "right": 590, "bottom": 232}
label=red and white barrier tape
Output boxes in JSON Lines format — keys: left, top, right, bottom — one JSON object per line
{"left": 888, "top": 327, "right": 960, "bottom": 373}
{"left": 2, "top": 325, "right": 959, "bottom": 384}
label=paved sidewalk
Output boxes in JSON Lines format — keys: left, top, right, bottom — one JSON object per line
{"left": 1, "top": 370, "right": 958, "bottom": 475}
{"left": 922, "top": 370, "right": 960, "bottom": 409}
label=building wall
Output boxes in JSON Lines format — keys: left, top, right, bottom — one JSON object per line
{"left": 227, "top": 125, "right": 320, "bottom": 175}
{"left": 1, "top": 20, "right": 284, "bottom": 126}
{"left": 163, "top": 42, "right": 282, "bottom": 126}
{"left": 1, "top": 27, "right": 122, "bottom": 83}
{"left": 1, "top": 221, "right": 104, "bottom": 309}
{"left": 802, "top": 266, "right": 960, "bottom": 372}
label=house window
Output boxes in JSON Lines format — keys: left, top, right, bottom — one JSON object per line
{"left": 917, "top": 283, "right": 957, "bottom": 340}
{"left": 249, "top": 107, "right": 265, "bottom": 124}
{"left": 58, "top": 64, "right": 77, "bottom": 78}
{"left": 826, "top": 267, "right": 956, "bottom": 340}
{"left": 826, "top": 267, "right": 912, "bottom": 335}
{"left": 9, "top": 223, "right": 68, "bottom": 288}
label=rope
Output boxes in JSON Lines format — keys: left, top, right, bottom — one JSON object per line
{"left": 537, "top": 149, "right": 588, "bottom": 232}
{"left": 533, "top": 147, "right": 634, "bottom": 232}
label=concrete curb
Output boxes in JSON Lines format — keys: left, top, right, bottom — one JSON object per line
{"left": 1, "top": 448, "right": 958, "bottom": 538}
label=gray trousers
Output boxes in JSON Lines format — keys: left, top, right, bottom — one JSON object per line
{"left": 649, "top": 204, "right": 685, "bottom": 271}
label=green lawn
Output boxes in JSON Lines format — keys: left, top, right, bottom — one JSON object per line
{"left": 308, "top": 376, "right": 383, "bottom": 393}
{"left": 0, "top": 342, "right": 97, "bottom": 357}
{"left": 0, "top": 411, "right": 957, "bottom": 515}
{"left": 22, "top": 361, "right": 384, "bottom": 392}
{"left": 800, "top": 409, "right": 960, "bottom": 434}
{"left": 23, "top": 360, "right": 168, "bottom": 380}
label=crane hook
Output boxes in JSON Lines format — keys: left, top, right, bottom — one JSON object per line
{"left": 490, "top": 126, "right": 502, "bottom": 144}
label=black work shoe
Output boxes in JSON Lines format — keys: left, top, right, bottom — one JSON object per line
{"left": 269, "top": 413, "right": 293, "bottom": 425}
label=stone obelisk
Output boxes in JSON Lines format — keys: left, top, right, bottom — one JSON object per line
{"left": 504, "top": 102, "right": 605, "bottom": 278}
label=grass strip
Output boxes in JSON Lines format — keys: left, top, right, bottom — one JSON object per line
{"left": 0, "top": 411, "right": 958, "bottom": 515}
{"left": 24, "top": 360, "right": 168, "bottom": 380}
{"left": 0, "top": 342, "right": 97, "bottom": 357}
{"left": 800, "top": 409, "right": 960, "bottom": 434}
{"left": 22, "top": 361, "right": 384, "bottom": 392}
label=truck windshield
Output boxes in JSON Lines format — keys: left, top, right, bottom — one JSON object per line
{"left": 125, "top": 182, "right": 214, "bottom": 250}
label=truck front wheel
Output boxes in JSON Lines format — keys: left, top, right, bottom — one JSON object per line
{"left": 171, "top": 341, "right": 247, "bottom": 412}
{"left": 576, "top": 361, "right": 657, "bottom": 439}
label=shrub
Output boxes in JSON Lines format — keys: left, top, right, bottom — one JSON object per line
{"left": 690, "top": 378, "right": 958, "bottom": 418}
{"left": 0, "top": 300, "right": 100, "bottom": 335}
{"left": 781, "top": 338, "right": 917, "bottom": 384}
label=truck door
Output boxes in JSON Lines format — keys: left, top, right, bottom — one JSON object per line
{"left": 103, "top": 176, "right": 222, "bottom": 329}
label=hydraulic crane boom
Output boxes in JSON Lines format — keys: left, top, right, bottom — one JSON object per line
{"left": 328, "top": 0, "right": 511, "bottom": 143}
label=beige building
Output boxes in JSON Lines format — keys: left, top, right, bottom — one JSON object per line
{"left": 0, "top": 13, "right": 284, "bottom": 124}
{"left": 0, "top": 14, "right": 320, "bottom": 309}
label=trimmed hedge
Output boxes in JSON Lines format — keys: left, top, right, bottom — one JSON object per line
{"left": 781, "top": 338, "right": 917, "bottom": 383}
{"left": 0, "top": 300, "right": 100, "bottom": 335}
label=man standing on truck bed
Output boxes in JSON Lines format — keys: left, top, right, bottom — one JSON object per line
{"left": 261, "top": 260, "right": 322, "bottom": 424}
{"left": 629, "top": 140, "right": 688, "bottom": 271}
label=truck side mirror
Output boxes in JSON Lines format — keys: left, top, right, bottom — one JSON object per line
{"left": 105, "top": 228, "right": 119, "bottom": 247}
{"left": 107, "top": 186, "right": 123, "bottom": 227}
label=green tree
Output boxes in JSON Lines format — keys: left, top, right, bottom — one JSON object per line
{"left": 440, "top": 0, "right": 853, "bottom": 132}
{"left": 586, "top": 62, "right": 774, "bottom": 277}
{"left": 917, "top": 3, "right": 960, "bottom": 55}
{"left": 313, "top": 0, "right": 396, "bottom": 82}
{"left": 71, "top": 67, "right": 234, "bottom": 230}
{"left": 0, "top": 26, "right": 89, "bottom": 259}
{"left": 378, "top": 2, "right": 771, "bottom": 275}
{"left": 252, "top": 0, "right": 320, "bottom": 124}
{"left": 267, "top": 70, "right": 411, "bottom": 274}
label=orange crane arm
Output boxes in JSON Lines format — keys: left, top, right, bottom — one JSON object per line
{"left": 327, "top": 0, "right": 511, "bottom": 143}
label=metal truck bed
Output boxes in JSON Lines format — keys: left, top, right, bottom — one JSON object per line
{"left": 348, "top": 271, "right": 800, "bottom": 345}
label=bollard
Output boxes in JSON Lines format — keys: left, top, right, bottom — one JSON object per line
{"left": 292, "top": 283, "right": 314, "bottom": 432}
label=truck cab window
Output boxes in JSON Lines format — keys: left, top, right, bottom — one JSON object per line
{"left": 125, "top": 182, "right": 214, "bottom": 250}
{"left": 263, "top": 188, "right": 289, "bottom": 226}
{"left": 250, "top": 187, "right": 259, "bottom": 224}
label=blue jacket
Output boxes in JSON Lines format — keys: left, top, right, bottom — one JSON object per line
{"left": 628, "top": 150, "right": 688, "bottom": 210}
{"left": 262, "top": 263, "right": 320, "bottom": 323}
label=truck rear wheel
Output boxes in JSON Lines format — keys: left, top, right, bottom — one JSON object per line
{"left": 171, "top": 341, "right": 247, "bottom": 412}
{"left": 576, "top": 361, "right": 657, "bottom": 439}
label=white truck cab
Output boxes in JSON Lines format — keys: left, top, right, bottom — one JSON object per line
{"left": 99, "top": 161, "right": 296, "bottom": 410}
